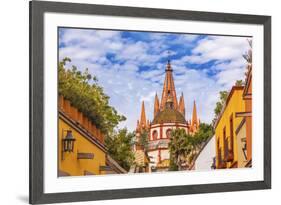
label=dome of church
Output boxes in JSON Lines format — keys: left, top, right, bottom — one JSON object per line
{"left": 152, "top": 108, "right": 186, "bottom": 124}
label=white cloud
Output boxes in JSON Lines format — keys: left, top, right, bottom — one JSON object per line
{"left": 215, "top": 68, "right": 245, "bottom": 87}
{"left": 183, "top": 36, "right": 249, "bottom": 64}
{"left": 173, "top": 68, "right": 222, "bottom": 122}
{"left": 173, "top": 35, "right": 249, "bottom": 90}
{"left": 140, "top": 69, "right": 164, "bottom": 79}
{"left": 174, "top": 34, "right": 199, "bottom": 45}
{"left": 59, "top": 29, "right": 250, "bottom": 131}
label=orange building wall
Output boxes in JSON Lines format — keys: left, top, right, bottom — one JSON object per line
{"left": 215, "top": 87, "right": 245, "bottom": 169}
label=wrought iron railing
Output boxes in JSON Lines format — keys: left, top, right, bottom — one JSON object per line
{"left": 148, "top": 139, "right": 170, "bottom": 150}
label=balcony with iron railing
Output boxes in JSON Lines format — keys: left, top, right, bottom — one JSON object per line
{"left": 148, "top": 139, "right": 170, "bottom": 150}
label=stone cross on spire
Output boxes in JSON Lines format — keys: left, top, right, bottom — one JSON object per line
{"left": 167, "top": 50, "right": 171, "bottom": 63}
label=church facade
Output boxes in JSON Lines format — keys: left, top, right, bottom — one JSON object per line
{"left": 135, "top": 60, "right": 200, "bottom": 172}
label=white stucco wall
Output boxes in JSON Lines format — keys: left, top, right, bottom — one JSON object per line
{"left": 148, "top": 149, "right": 170, "bottom": 172}
{"left": 148, "top": 123, "right": 190, "bottom": 172}
{"left": 194, "top": 136, "right": 216, "bottom": 171}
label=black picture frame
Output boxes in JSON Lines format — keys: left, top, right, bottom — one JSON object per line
{"left": 29, "top": 0, "right": 271, "bottom": 204}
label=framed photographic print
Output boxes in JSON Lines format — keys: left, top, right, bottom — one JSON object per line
{"left": 29, "top": 0, "right": 271, "bottom": 204}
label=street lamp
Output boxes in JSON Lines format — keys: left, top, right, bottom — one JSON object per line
{"left": 62, "top": 130, "right": 76, "bottom": 153}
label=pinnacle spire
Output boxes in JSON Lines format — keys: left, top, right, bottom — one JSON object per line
{"left": 179, "top": 92, "right": 185, "bottom": 117}
{"left": 192, "top": 100, "right": 198, "bottom": 126}
{"left": 140, "top": 101, "right": 147, "bottom": 129}
{"left": 154, "top": 93, "right": 160, "bottom": 117}
{"left": 160, "top": 60, "right": 178, "bottom": 110}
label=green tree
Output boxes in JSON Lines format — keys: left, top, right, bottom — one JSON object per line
{"left": 168, "top": 124, "right": 214, "bottom": 170}
{"left": 105, "top": 128, "right": 135, "bottom": 171}
{"left": 235, "top": 80, "right": 243, "bottom": 86}
{"left": 188, "top": 123, "right": 214, "bottom": 164}
{"left": 193, "top": 123, "right": 214, "bottom": 147}
{"left": 58, "top": 58, "right": 126, "bottom": 134}
{"left": 213, "top": 79, "right": 244, "bottom": 124}
{"left": 214, "top": 91, "right": 228, "bottom": 118}
{"left": 139, "top": 129, "right": 149, "bottom": 151}
{"left": 243, "top": 39, "right": 252, "bottom": 64}
{"left": 168, "top": 128, "right": 192, "bottom": 170}
{"left": 169, "top": 154, "right": 179, "bottom": 171}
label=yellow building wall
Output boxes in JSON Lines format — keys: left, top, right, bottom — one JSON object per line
{"left": 58, "top": 117, "right": 106, "bottom": 176}
{"left": 215, "top": 88, "right": 245, "bottom": 168}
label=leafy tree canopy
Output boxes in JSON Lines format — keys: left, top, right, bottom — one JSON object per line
{"left": 243, "top": 39, "right": 252, "bottom": 63}
{"left": 169, "top": 125, "right": 214, "bottom": 170}
{"left": 169, "top": 154, "right": 179, "bottom": 171}
{"left": 214, "top": 90, "right": 228, "bottom": 118}
{"left": 213, "top": 80, "right": 244, "bottom": 123}
{"left": 235, "top": 80, "right": 243, "bottom": 86}
{"left": 59, "top": 58, "right": 126, "bottom": 134}
{"left": 168, "top": 128, "right": 193, "bottom": 170}
{"left": 193, "top": 123, "right": 214, "bottom": 148}
{"left": 105, "top": 128, "right": 135, "bottom": 171}
{"left": 139, "top": 129, "right": 149, "bottom": 151}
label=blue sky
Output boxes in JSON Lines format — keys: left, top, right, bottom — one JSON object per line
{"left": 59, "top": 28, "right": 251, "bottom": 131}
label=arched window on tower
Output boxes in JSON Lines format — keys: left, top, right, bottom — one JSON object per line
{"left": 166, "top": 129, "right": 172, "bottom": 138}
{"left": 152, "top": 130, "right": 158, "bottom": 140}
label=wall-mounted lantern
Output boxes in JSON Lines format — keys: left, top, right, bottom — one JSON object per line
{"left": 242, "top": 139, "right": 247, "bottom": 161}
{"left": 62, "top": 130, "right": 76, "bottom": 153}
{"left": 211, "top": 157, "right": 216, "bottom": 169}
